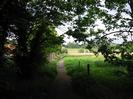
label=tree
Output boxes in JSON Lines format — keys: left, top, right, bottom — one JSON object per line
{"left": 0, "top": 0, "right": 32, "bottom": 68}
{"left": 65, "top": 42, "right": 80, "bottom": 48}
{"left": 17, "top": 0, "right": 92, "bottom": 77}
{"left": 0, "top": 0, "right": 90, "bottom": 77}
{"left": 66, "top": 0, "right": 133, "bottom": 64}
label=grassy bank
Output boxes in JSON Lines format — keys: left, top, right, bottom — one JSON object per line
{"left": 40, "top": 60, "right": 58, "bottom": 79}
{"left": 64, "top": 55, "right": 132, "bottom": 99}
{"left": 64, "top": 55, "right": 127, "bottom": 79}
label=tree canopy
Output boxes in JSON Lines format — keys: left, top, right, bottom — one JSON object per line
{"left": 0, "top": 0, "right": 91, "bottom": 77}
{"left": 66, "top": 0, "right": 133, "bottom": 64}
{"left": 1, "top": 0, "right": 133, "bottom": 77}
{"left": 1, "top": 1, "right": 133, "bottom": 98}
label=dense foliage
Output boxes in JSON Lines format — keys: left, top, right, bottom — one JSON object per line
{"left": 66, "top": 0, "right": 133, "bottom": 65}
{"left": 64, "top": 42, "right": 84, "bottom": 48}
{"left": 0, "top": 0, "right": 91, "bottom": 77}
{"left": 1, "top": 0, "right": 133, "bottom": 98}
{"left": 0, "top": 0, "right": 87, "bottom": 98}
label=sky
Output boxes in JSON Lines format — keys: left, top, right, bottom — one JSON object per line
{"left": 55, "top": 1, "right": 132, "bottom": 45}
{"left": 55, "top": 23, "right": 75, "bottom": 44}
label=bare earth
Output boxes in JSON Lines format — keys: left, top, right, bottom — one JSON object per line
{"left": 48, "top": 59, "right": 83, "bottom": 99}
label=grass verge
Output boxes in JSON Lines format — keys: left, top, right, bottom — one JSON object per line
{"left": 40, "top": 60, "right": 58, "bottom": 79}
{"left": 64, "top": 55, "right": 133, "bottom": 99}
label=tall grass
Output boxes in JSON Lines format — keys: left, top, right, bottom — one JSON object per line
{"left": 64, "top": 55, "right": 130, "bottom": 99}
{"left": 40, "top": 60, "right": 58, "bottom": 78}
{"left": 64, "top": 55, "right": 127, "bottom": 80}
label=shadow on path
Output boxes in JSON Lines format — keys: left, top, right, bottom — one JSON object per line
{"left": 48, "top": 59, "right": 83, "bottom": 99}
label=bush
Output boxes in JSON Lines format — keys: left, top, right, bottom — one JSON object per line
{"left": 85, "top": 50, "right": 89, "bottom": 53}
{"left": 61, "top": 48, "right": 68, "bottom": 54}
{"left": 39, "top": 60, "right": 58, "bottom": 78}
{"left": 78, "top": 49, "right": 84, "bottom": 53}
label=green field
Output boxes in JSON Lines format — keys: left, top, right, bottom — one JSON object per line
{"left": 64, "top": 55, "right": 127, "bottom": 80}
{"left": 64, "top": 55, "right": 132, "bottom": 99}
{"left": 67, "top": 48, "right": 94, "bottom": 56}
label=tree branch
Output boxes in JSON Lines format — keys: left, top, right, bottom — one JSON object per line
{"left": 101, "top": 30, "right": 133, "bottom": 38}
{"left": 128, "top": 0, "right": 133, "bottom": 18}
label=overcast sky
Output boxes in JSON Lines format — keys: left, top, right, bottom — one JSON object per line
{"left": 55, "top": 23, "right": 75, "bottom": 44}
{"left": 56, "top": 1, "right": 132, "bottom": 45}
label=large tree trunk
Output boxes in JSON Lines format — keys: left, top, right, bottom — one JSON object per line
{"left": 15, "top": 30, "right": 31, "bottom": 78}
{"left": 30, "top": 19, "right": 48, "bottom": 63}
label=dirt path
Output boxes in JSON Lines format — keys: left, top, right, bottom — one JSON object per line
{"left": 48, "top": 59, "right": 83, "bottom": 99}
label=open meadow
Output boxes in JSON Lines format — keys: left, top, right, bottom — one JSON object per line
{"left": 67, "top": 48, "right": 94, "bottom": 56}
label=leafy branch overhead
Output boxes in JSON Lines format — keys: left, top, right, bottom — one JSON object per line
{"left": 1, "top": 0, "right": 133, "bottom": 77}
{"left": 0, "top": 0, "right": 93, "bottom": 77}
{"left": 66, "top": 0, "right": 133, "bottom": 63}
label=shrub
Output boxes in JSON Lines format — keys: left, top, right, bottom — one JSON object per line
{"left": 61, "top": 48, "right": 68, "bottom": 54}
{"left": 78, "top": 49, "right": 84, "bottom": 53}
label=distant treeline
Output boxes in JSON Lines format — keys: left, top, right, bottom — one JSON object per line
{"left": 64, "top": 42, "right": 86, "bottom": 48}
